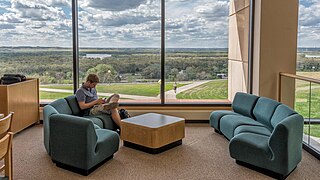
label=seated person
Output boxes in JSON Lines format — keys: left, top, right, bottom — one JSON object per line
{"left": 75, "top": 74, "right": 122, "bottom": 128}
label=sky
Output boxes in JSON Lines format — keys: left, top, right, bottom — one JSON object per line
{"left": 0, "top": 0, "right": 319, "bottom": 48}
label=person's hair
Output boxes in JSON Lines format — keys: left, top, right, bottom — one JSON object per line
{"left": 86, "top": 74, "right": 99, "bottom": 83}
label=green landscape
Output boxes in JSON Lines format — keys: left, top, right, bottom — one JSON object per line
{"left": 1, "top": 47, "right": 320, "bottom": 138}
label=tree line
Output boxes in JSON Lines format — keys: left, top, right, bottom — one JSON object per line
{"left": 0, "top": 47, "right": 318, "bottom": 84}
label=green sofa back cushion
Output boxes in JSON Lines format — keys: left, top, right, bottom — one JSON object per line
{"left": 50, "top": 98, "right": 73, "bottom": 115}
{"left": 270, "top": 104, "right": 297, "bottom": 128}
{"left": 65, "top": 95, "right": 83, "bottom": 116}
{"left": 232, "top": 92, "right": 259, "bottom": 118}
{"left": 253, "top": 97, "right": 280, "bottom": 130}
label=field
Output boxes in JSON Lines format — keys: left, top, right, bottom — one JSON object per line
{"left": 177, "top": 80, "right": 227, "bottom": 99}
{"left": 40, "top": 82, "right": 189, "bottom": 98}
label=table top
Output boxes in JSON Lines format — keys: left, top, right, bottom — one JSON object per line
{"left": 122, "top": 113, "right": 185, "bottom": 128}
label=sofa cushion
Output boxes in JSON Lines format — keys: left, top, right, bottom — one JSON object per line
{"left": 229, "top": 132, "right": 273, "bottom": 164}
{"left": 91, "top": 114, "right": 116, "bottom": 130}
{"left": 234, "top": 125, "right": 272, "bottom": 137}
{"left": 50, "top": 98, "right": 73, "bottom": 115}
{"left": 220, "top": 115, "right": 265, "bottom": 140}
{"left": 65, "top": 95, "right": 83, "bottom": 116}
{"left": 253, "top": 97, "right": 280, "bottom": 130}
{"left": 209, "top": 110, "right": 239, "bottom": 130}
{"left": 232, "top": 92, "right": 259, "bottom": 118}
{"left": 270, "top": 104, "right": 296, "bottom": 128}
{"left": 85, "top": 116, "right": 104, "bottom": 128}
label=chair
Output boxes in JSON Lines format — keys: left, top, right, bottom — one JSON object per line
{"left": 0, "top": 113, "right": 14, "bottom": 180}
{"left": 0, "top": 113, "right": 13, "bottom": 138}
{"left": 0, "top": 132, "right": 13, "bottom": 180}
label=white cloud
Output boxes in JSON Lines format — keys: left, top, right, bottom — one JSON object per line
{"left": 3, "top": 0, "right": 318, "bottom": 48}
{"left": 10, "top": 0, "right": 66, "bottom": 21}
{"left": 0, "top": 23, "right": 15, "bottom": 29}
{"left": 298, "top": 1, "right": 320, "bottom": 47}
{"left": 83, "top": 0, "right": 148, "bottom": 11}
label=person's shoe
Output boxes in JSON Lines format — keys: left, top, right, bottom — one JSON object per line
{"left": 106, "top": 94, "right": 120, "bottom": 103}
{"left": 103, "top": 102, "right": 119, "bottom": 110}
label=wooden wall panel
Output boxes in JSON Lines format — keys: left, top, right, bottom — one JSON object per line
{"left": 0, "top": 79, "right": 39, "bottom": 133}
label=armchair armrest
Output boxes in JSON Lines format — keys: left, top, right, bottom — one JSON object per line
{"left": 43, "top": 105, "right": 59, "bottom": 154}
{"left": 268, "top": 114, "right": 304, "bottom": 174}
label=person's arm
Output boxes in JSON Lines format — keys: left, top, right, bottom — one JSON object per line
{"left": 78, "top": 98, "right": 103, "bottom": 110}
{"left": 75, "top": 89, "right": 104, "bottom": 110}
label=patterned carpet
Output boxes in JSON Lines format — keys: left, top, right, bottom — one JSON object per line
{"left": 11, "top": 123, "right": 320, "bottom": 180}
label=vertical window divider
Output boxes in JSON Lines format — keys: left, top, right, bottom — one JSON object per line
{"left": 72, "top": 0, "right": 79, "bottom": 93}
{"left": 160, "top": 0, "right": 165, "bottom": 104}
{"left": 248, "top": 0, "right": 255, "bottom": 94}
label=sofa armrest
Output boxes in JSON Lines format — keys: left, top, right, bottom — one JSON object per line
{"left": 268, "top": 114, "right": 304, "bottom": 173}
{"left": 43, "top": 105, "right": 59, "bottom": 154}
{"left": 49, "top": 114, "right": 98, "bottom": 169}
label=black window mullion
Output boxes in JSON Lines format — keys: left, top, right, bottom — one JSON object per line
{"left": 72, "top": 0, "right": 79, "bottom": 94}
{"left": 160, "top": 0, "right": 165, "bottom": 104}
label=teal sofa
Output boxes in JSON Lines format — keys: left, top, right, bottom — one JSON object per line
{"left": 43, "top": 95, "right": 119, "bottom": 175}
{"left": 210, "top": 92, "right": 304, "bottom": 179}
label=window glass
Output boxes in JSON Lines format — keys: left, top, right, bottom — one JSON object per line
{"left": 165, "top": 0, "right": 229, "bottom": 103}
{"left": 78, "top": 0, "right": 161, "bottom": 103}
{"left": 0, "top": 0, "right": 73, "bottom": 103}
{"left": 297, "top": 0, "right": 320, "bottom": 152}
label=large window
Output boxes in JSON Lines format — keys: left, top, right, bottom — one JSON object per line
{"left": 0, "top": 0, "right": 229, "bottom": 104}
{"left": 165, "top": 0, "right": 229, "bottom": 103}
{"left": 0, "top": 0, "right": 73, "bottom": 103}
{"left": 78, "top": 0, "right": 161, "bottom": 103}
{"left": 297, "top": 0, "right": 320, "bottom": 154}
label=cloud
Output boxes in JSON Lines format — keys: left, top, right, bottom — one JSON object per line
{"left": 2, "top": 0, "right": 318, "bottom": 48}
{"left": 47, "top": 0, "right": 70, "bottom": 7}
{"left": 0, "top": 12, "right": 23, "bottom": 23}
{"left": 0, "top": 23, "right": 15, "bottom": 29}
{"left": 298, "top": 1, "right": 320, "bottom": 47}
{"left": 84, "top": 0, "right": 147, "bottom": 11}
{"left": 195, "top": 1, "right": 229, "bottom": 21}
{"left": 10, "top": 0, "right": 66, "bottom": 21}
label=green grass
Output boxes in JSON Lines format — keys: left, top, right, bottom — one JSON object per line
{"left": 41, "top": 85, "right": 73, "bottom": 90}
{"left": 176, "top": 80, "right": 227, "bottom": 99}
{"left": 294, "top": 84, "right": 320, "bottom": 118}
{"left": 40, "top": 92, "right": 73, "bottom": 100}
{"left": 40, "top": 82, "right": 190, "bottom": 98}
{"left": 304, "top": 124, "right": 320, "bottom": 138}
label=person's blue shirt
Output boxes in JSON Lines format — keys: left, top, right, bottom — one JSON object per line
{"left": 75, "top": 84, "right": 98, "bottom": 115}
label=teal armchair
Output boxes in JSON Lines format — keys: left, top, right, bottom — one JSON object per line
{"left": 43, "top": 95, "right": 119, "bottom": 175}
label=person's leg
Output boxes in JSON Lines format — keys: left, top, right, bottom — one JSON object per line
{"left": 110, "top": 108, "right": 122, "bottom": 128}
{"left": 106, "top": 94, "right": 120, "bottom": 103}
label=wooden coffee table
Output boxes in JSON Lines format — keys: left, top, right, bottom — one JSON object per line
{"left": 121, "top": 113, "right": 185, "bottom": 154}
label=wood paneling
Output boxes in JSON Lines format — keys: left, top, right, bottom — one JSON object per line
{"left": 0, "top": 79, "right": 39, "bottom": 133}
{"left": 228, "top": 0, "right": 250, "bottom": 101}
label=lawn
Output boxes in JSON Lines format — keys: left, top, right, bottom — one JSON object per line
{"left": 304, "top": 124, "right": 320, "bottom": 138}
{"left": 40, "top": 91, "right": 73, "bottom": 100}
{"left": 176, "top": 80, "right": 228, "bottom": 99}
{"left": 40, "top": 82, "right": 189, "bottom": 99}
{"left": 294, "top": 82, "right": 320, "bottom": 119}
{"left": 40, "top": 80, "right": 228, "bottom": 100}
